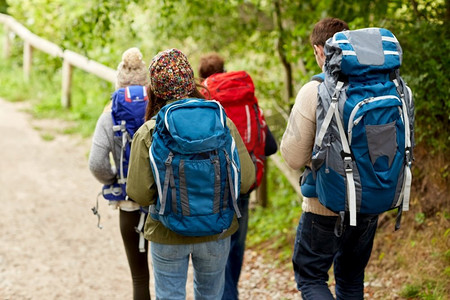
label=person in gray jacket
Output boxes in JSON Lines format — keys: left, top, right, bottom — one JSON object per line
{"left": 88, "top": 47, "right": 152, "bottom": 300}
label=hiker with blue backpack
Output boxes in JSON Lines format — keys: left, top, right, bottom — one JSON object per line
{"left": 198, "top": 52, "right": 278, "bottom": 300}
{"left": 88, "top": 47, "right": 152, "bottom": 300}
{"left": 281, "top": 18, "right": 414, "bottom": 299}
{"left": 126, "top": 48, "right": 256, "bottom": 299}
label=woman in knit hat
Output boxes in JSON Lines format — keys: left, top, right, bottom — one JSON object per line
{"left": 88, "top": 47, "right": 152, "bottom": 300}
{"left": 126, "top": 48, "right": 256, "bottom": 299}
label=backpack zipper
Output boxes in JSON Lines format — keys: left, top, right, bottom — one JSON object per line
{"left": 324, "top": 134, "right": 335, "bottom": 174}
{"left": 347, "top": 95, "right": 402, "bottom": 144}
{"left": 164, "top": 99, "right": 225, "bottom": 131}
{"left": 245, "top": 105, "right": 251, "bottom": 143}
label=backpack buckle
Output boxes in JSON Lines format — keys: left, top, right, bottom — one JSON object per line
{"left": 405, "top": 147, "right": 412, "bottom": 166}
{"left": 165, "top": 152, "right": 174, "bottom": 165}
{"left": 332, "top": 81, "right": 345, "bottom": 102}
{"left": 343, "top": 155, "right": 353, "bottom": 173}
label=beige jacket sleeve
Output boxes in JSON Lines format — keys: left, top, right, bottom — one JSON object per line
{"left": 280, "top": 80, "right": 337, "bottom": 216}
{"left": 280, "top": 80, "right": 319, "bottom": 170}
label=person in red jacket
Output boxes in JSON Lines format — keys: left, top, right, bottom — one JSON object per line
{"left": 199, "top": 53, "right": 278, "bottom": 300}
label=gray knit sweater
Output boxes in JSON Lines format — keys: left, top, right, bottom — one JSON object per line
{"left": 88, "top": 111, "right": 140, "bottom": 211}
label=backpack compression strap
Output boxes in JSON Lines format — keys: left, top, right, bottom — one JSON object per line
{"left": 135, "top": 211, "right": 147, "bottom": 252}
{"left": 113, "top": 120, "right": 132, "bottom": 185}
{"left": 159, "top": 152, "right": 177, "bottom": 215}
{"left": 225, "top": 150, "right": 242, "bottom": 218}
{"left": 392, "top": 76, "right": 412, "bottom": 212}
{"left": 315, "top": 81, "right": 357, "bottom": 227}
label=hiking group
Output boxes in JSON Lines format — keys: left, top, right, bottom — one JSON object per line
{"left": 88, "top": 17, "right": 414, "bottom": 300}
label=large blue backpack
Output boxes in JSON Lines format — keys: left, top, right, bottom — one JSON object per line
{"left": 310, "top": 28, "right": 414, "bottom": 232}
{"left": 149, "top": 98, "right": 241, "bottom": 237}
{"left": 102, "top": 85, "right": 148, "bottom": 202}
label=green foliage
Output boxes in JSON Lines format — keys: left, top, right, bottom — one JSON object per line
{"left": 247, "top": 160, "right": 301, "bottom": 265}
{"left": 415, "top": 212, "right": 426, "bottom": 225}
{"left": 0, "top": 26, "right": 112, "bottom": 137}
{"left": 401, "top": 283, "right": 421, "bottom": 298}
{"left": 397, "top": 21, "right": 450, "bottom": 153}
{"left": 0, "top": 0, "right": 7, "bottom": 13}
{"left": 6, "top": 0, "right": 142, "bottom": 68}
{"left": 5, "top": 0, "right": 449, "bottom": 153}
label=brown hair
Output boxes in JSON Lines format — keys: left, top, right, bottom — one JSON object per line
{"left": 310, "top": 18, "right": 349, "bottom": 47}
{"left": 198, "top": 53, "right": 225, "bottom": 79}
{"left": 145, "top": 84, "right": 207, "bottom": 121}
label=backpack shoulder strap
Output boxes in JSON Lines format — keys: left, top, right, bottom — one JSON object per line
{"left": 311, "top": 73, "right": 325, "bottom": 83}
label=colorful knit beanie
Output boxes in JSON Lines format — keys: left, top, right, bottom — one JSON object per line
{"left": 149, "top": 48, "right": 195, "bottom": 101}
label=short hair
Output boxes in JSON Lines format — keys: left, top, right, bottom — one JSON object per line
{"left": 310, "top": 18, "right": 349, "bottom": 47}
{"left": 198, "top": 53, "right": 225, "bottom": 79}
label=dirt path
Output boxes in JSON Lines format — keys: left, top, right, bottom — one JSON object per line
{"left": 0, "top": 98, "right": 298, "bottom": 300}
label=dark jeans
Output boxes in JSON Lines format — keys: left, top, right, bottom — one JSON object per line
{"left": 119, "top": 209, "right": 151, "bottom": 300}
{"left": 293, "top": 212, "right": 378, "bottom": 300}
{"left": 222, "top": 193, "right": 250, "bottom": 300}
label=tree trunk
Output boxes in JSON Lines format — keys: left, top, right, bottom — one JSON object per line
{"left": 273, "top": 0, "right": 293, "bottom": 103}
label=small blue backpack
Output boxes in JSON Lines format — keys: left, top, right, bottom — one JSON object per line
{"left": 299, "top": 73, "right": 324, "bottom": 199}
{"left": 149, "top": 98, "right": 241, "bottom": 237}
{"left": 91, "top": 85, "right": 148, "bottom": 251}
{"left": 309, "top": 28, "right": 414, "bottom": 232}
{"left": 102, "top": 85, "right": 148, "bottom": 202}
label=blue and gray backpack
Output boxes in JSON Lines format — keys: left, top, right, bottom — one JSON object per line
{"left": 307, "top": 28, "right": 414, "bottom": 233}
{"left": 92, "top": 85, "right": 148, "bottom": 251}
{"left": 149, "top": 98, "right": 241, "bottom": 237}
{"left": 102, "top": 85, "right": 149, "bottom": 202}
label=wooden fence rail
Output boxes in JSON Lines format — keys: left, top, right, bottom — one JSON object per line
{"left": 0, "top": 13, "right": 302, "bottom": 201}
{"left": 0, "top": 13, "right": 116, "bottom": 108}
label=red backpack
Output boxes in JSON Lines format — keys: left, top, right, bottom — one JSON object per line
{"left": 202, "top": 71, "right": 267, "bottom": 189}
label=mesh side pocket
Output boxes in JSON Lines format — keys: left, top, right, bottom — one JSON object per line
{"left": 365, "top": 120, "right": 397, "bottom": 169}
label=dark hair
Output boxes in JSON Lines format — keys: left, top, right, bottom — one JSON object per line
{"left": 145, "top": 84, "right": 206, "bottom": 121}
{"left": 198, "top": 53, "right": 225, "bottom": 79}
{"left": 310, "top": 18, "right": 349, "bottom": 47}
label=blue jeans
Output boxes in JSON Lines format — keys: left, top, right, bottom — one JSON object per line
{"left": 222, "top": 193, "right": 250, "bottom": 300}
{"left": 292, "top": 212, "right": 378, "bottom": 300}
{"left": 151, "top": 237, "right": 231, "bottom": 300}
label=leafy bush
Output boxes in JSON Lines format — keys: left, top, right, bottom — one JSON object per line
{"left": 247, "top": 160, "right": 301, "bottom": 266}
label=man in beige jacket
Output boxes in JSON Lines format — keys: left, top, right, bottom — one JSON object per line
{"left": 281, "top": 18, "right": 379, "bottom": 299}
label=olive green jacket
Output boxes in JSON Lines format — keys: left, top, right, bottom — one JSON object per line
{"left": 126, "top": 116, "right": 256, "bottom": 245}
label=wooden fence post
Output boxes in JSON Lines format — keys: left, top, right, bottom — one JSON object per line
{"left": 256, "top": 160, "right": 269, "bottom": 207}
{"left": 61, "top": 59, "right": 73, "bottom": 108}
{"left": 269, "top": 154, "right": 302, "bottom": 196}
{"left": 23, "top": 41, "right": 32, "bottom": 82}
{"left": 3, "top": 27, "right": 10, "bottom": 58}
